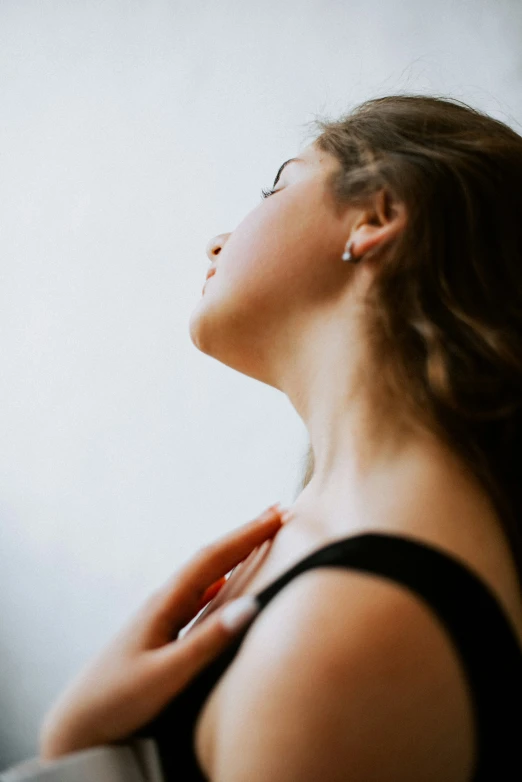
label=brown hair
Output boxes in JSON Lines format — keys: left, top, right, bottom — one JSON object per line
{"left": 294, "top": 94, "right": 522, "bottom": 589}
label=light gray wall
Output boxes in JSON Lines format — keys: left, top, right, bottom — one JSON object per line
{"left": 1, "top": 0, "right": 521, "bottom": 768}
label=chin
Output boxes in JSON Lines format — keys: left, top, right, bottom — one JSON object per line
{"left": 188, "top": 296, "right": 276, "bottom": 386}
{"left": 188, "top": 284, "right": 237, "bottom": 356}
{"left": 188, "top": 299, "right": 214, "bottom": 357}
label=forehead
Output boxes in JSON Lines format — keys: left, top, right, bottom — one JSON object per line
{"left": 273, "top": 144, "right": 339, "bottom": 188}
{"left": 299, "top": 143, "right": 338, "bottom": 171}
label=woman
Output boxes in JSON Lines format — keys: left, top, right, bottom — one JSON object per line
{"left": 3, "top": 94, "right": 522, "bottom": 781}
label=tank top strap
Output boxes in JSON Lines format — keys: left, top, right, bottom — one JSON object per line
{"left": 252, "top": 532, "right": 522, "bottom": 780}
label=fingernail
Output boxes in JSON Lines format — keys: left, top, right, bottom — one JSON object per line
{"left": 220, "top": 595, "right": 260, "bottom": 632}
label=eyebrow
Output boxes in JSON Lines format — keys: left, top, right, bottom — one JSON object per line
{"left": 272, "top": 157, "right": 304, "bottom": 188}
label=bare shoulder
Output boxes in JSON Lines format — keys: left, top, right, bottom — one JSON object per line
{"left": 200, "top": 567, "right": 476, "bottom": 782}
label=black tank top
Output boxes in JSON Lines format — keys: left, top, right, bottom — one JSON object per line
{"left": 131, "top": 532, "right": 522, "bottom": 781}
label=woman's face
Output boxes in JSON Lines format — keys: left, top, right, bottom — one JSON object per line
{"left": 188, "top": 142, "right": 351, "bottom": 386}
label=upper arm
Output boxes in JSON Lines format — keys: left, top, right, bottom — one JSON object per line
{"left": 206, "top": 569, "right": 476, "bottom": 782}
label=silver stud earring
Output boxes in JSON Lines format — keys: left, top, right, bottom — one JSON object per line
{"left": 341, "top": 240, "right": 359, "bottom": 263}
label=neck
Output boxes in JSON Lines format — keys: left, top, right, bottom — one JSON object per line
{"left": 277, "top": 309, "right": 459, "bottom": 538}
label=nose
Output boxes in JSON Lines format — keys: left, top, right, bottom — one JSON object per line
{"left": 206, "top": 233, "right": 230, "bottom": 262}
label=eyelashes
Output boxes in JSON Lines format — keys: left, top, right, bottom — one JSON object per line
{"left": 260, "top": 187, "right": 276, "bottom": 199}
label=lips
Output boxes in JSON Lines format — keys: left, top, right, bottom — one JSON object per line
{"left": 202, "top": 267, "right": 216, "bottom": 294}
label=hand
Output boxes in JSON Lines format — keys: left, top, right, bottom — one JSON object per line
{"left": 39, "top": 503, "right": 285, "bottom": 760}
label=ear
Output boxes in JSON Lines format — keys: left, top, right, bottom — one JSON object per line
{"left": 348, "top": 189, "right": 407, "bottom": 262}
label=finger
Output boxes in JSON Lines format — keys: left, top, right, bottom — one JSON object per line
{"left": 194, "top": 575, "right": 227, "bottom": 614}
{"left": 149, "top": 595, "right": 261, "bottom": 697}
{"left": 181, "top": 504, "right": 284, "bottom": 594}
{"left": 172, "top": 575, "right": 229, "bottom": 637}
{"left": 154, "top": 504, "right": 284, "bottom": 629}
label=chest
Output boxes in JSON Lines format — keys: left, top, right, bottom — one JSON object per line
{"left": 190, "top": 528, "right": 314, "bottom": 774}
{"left": 190, "top": 518, "right": 522, "bottom": 778}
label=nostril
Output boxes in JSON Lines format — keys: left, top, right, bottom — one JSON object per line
{"left": 206, "top": 233, "right": 229, "bottom": 260}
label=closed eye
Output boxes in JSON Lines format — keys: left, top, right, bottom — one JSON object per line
{"left": 261, "top": 157, "right": 302, "bottom": 200}
{"left": 260, "top": 187, "right": 277, "bottom": 199}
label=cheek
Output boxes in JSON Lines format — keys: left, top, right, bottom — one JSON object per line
{"left": 188, "top": 210, "right": 292, "bottom": 372}
{"left": 223, "top": 207, "right": 293, "bottom": 286}
{"left": 221, "top": 194, "right": 326, "bottom": 296}
{"left": 188, "top": 191, "right": 336, "bottom": 364}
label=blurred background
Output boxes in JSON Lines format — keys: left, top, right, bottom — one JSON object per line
{"left": 0, "top": 0, "right": 521, "bottom": 767}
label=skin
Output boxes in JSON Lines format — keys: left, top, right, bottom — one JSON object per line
{"left": 186, "top": 142, "right": 522, "bottom": 780}
{"left": 38, "top": 505, "right": 286, "bottom": 759}
{"left": 191, "top": 143, "right": 495, "bottom": 545}
{"left": 37, "top": 142, "right": 522, "bottom": 779}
